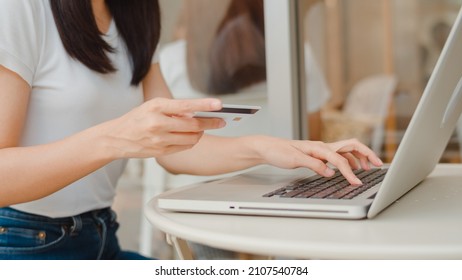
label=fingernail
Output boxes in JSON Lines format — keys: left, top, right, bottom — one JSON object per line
{"left": 219, "top": 120, "right": 226, "bottom": 128}
{"left": 211, "top": 99, "right": 222, "bottom": 110}
{"left": 324, "top": 168, "right": 335, "bottom": 177}
{"left": 353, "top": 178, "right": 362, "bottom": 186}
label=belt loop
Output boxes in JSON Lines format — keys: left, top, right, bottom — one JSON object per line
{"left": 110, "top": 209, "right": 117, "bottom": 223}
{"left": 92, "top": 211, "right": 107, "bottom": 260}
{"left": 70, "top": 215, "right": 82, "bottom": 236}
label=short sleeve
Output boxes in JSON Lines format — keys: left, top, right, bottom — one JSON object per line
{"left": 151, "top": 47, "right": 160, "bottom": 64}
{"left": 0, "top": 0, "right": 43, "bottom": 86}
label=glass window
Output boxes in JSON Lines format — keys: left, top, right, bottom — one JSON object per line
{"left": 158, "top": 0, "right": 270, "bottom": 138}
{"left": 298, "top": 0, "right": 462, "bottom": 163}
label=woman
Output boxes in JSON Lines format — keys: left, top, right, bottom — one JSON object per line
{"left": 0, "top": 0, "right": 382, "bottom": 259}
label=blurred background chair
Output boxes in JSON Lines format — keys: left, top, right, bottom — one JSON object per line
{"left": 322, "top": 74, "right": 398, "bottom": 156}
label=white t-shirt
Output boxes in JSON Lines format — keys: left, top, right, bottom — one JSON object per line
{"left": 0, "top": 0, "right": 150, "bottom": 217}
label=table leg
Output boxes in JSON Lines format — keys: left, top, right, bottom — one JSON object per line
{"left": 166, "top": 234, "right": 194, "bottom": 260}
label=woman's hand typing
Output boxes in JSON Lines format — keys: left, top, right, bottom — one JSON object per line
{"left": 252, "top": 136, "right": 383, "bottom": 186}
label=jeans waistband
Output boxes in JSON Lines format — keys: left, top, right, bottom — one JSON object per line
{"left": 0, "top": 207, "right": 116, "bottom": 228}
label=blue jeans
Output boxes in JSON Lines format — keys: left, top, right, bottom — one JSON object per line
{"left": 0, "top": 207, "right": 151, "bottom": 260}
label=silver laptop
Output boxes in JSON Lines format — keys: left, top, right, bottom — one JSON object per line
{"left": 158, "top": 6, "right": 462, "bottom": 219}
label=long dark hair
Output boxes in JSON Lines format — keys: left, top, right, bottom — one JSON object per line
{"left": 207, "top": 0, "right": 266, "bottom": 94}
{"left": 49, "top": 0, "right": 161, "bottom": 86}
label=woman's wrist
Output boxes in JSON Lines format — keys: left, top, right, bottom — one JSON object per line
{"left": 241, "top": 134, "right": 272, "bottom": 166}
{"left": 80, "top": 121, "right": 123, "bottom": 163}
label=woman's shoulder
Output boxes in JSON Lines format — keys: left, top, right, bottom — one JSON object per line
{"left": 0, "top": 0, "right": 48, "bottom": 34}
{"left": 0, "top": 0, "right": 47, "bottom": 27}
{"left": 0, "top": 0, "right": 46, "bottom": 13}
{"left": 0, "top": 0, "right": 48, "bottom": 85}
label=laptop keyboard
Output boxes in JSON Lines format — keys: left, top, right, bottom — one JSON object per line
{"left": 263, "top": 168, "right": 387, "bottom": 200}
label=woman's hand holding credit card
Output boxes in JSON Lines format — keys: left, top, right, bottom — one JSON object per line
{"left": 193, "top": 104, "right": 261, "bottom": 125}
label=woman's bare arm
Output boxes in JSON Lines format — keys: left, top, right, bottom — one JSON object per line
{"left": 144, "top": 64, "right": 383, "bottom": 185}
{"left": 0, "top": 65, "right": 224, "bottom": 207}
